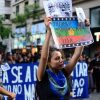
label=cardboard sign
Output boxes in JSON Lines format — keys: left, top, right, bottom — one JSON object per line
{"left": 50, "top": 17, "right": 94, "bottom": 48}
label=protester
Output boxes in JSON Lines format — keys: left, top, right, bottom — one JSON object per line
{"left": 0, "top": 87, "right": 16, "bottom": 100}
{"left": 89, "top": 52, "right": 100, "bottom": 93}
{"left": 36, "top": 17, "right": 90, "bottom": 100}
{"left": 0, "top": 53, "right": 16, "bottom": 100}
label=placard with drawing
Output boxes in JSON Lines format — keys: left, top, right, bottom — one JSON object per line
{"left": 43, "top": 0, "right": 72, "bottom": 17}
{"left": 50, "top": 17, "right": 94, "bottom": 48}
{"left": 43, "top": 1, "right": 94, "bottom": 48}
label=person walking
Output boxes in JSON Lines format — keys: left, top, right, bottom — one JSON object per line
{"left": 36, "top": 17, "right": 90, "bottom": 100}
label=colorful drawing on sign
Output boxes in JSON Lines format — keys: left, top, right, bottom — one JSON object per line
{"left": 50, "top": 17, "right": 94, "bottom": 48}
{"left": 43, "top": 0, "right": 72, "bottom": 17}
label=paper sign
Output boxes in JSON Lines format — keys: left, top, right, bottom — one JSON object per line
{"left": 1, "top": 63, "right": 10, "bottom": 71}
{"left": 75, "top": 7, "right": 86, "bottom": 22}
{"left": 71, "top": 62, "right": 89, "bottom": 98}
{"left": 43, "top": 0, "right": 72, "bottom": 17}
{"left": 50, "top": 17, "right": 94, "bottom": 48}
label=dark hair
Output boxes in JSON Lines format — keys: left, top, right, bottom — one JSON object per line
{"left": 94, "top": 52, "right": 100, "bottom": 57}
{"left": 48, "top": 47, "right": 61, "bottom": 62}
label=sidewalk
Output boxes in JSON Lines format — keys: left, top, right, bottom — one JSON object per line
{"left": 71, "top": 92, "right": 100, "bottom": 100}
{"left": 84, "top": 92, "right": 100, "bottom": 100}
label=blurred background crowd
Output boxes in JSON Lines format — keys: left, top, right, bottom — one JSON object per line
{"left": 0, "top": 46, "right": 100, "bottom": 94}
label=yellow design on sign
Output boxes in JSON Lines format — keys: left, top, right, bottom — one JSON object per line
{"left": 68, "top": 28, "right": 74, "bottom": 36}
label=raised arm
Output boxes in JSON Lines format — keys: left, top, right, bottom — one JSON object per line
{"left": 37, "top": 17, "right": 52, "bottom": 81}
{"left": 64, "top": 46, "right": 84, "bottom": 75}
{"left": 64, "top": 18, "right": 90, "bottom": 76}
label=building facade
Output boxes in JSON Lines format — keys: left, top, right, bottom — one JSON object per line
{"left": 11, "top": 0, "right": 45, "bottom": 49}
{"left": 0, "top": 0, "right": 11, "bottom": 24}
{"left": 0, "top": 0, "right": 100, "bottom": 56}
{"left": 0, "top": 0, "right": 12, "bottom": 52}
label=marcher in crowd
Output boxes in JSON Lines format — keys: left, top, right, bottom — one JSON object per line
{"left": 89, "top": 52, "right": 100, "bottom": 93}
{"left": 36, "top": 17, "right": 90, "bottom": 100}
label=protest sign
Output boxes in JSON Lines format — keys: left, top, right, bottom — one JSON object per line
{"left": 1, "top": 63, "right": 10, "bottom": 71}
{"left": 43, "top": 0, "right": 72, "bottom": 17}
{"left": 75, "top": 7, "right": 86, "bottom": 23}
{"left": 2, "top": 63, "right": 38, "bottom": 100}
{"left": 71, "top": 62, "right": 89, "bottom": 98}
{"left": 2, "top": 62, "right": 89, "bottom": 99}
{"left": 50, "top": 17, "right": 94, "bottom": 48}
{"left": 43, "top": 1, "right": 94, "bottom": 48}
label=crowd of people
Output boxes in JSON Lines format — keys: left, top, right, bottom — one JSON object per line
{"left": 0, "top": 44, "right": 100, "bottom": 99}
{"left": 0, "top": 17, "right": 100, "bottom": 99}
{"left": 76, "top": 53, "right": 100, "bottom": 94}
{"left": 0, "top": 49, "right": 41, "bottom": 64}
{"left": 0, "top": 47, "right": 42, "bottom": 99}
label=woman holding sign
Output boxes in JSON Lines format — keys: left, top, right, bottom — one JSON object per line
{"left": 36, "top": 17, "right": 90, "bottom": 100}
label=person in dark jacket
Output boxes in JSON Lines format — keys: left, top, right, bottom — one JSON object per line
{"left": 90, "top": 53, "right": 100, "bottom": 93}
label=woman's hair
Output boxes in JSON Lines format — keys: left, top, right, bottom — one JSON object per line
{"left": 48, "top": 47, "right": 61, "bottom": 62}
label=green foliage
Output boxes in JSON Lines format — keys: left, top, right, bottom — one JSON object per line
{"left": 25, "top": 5, "right": 33, "bottom": 18}
{"left": 25, "top": 3, "right": 41, "bottom": 19}
{"left": 11, "top": 18, "right": 17, "bottom": 23}
{"left": 0, "top": 15, "right": 11, "bottom": 39}
{"left": 12, "top": 14, "right": 26, "bottom": 24}
{"left": 25, "top": 31, "right": 32, "bottom": 43}
{"left": 16, "top": 14, "right": 26, "bottom": 23}
{"left": 26, "top": 31, "right": 31, "bottom": 37}
{"left": 0, "top": 26, "right": 11, "bottom": 39}
{"left": 4, "top": 27, "right": 11, "bottom": 37}
{"left": 0, "top": 15, "right": 5, "bottom": 24}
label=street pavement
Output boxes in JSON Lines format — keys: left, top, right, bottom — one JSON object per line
{"left": 72, "top": 92, "right": 100, "bottom": 100}
{"left": 83, "top": 92, "right": 100, "bottom": 100}
{"left": 86, "top": 92, "right": 100, "bottom": 100}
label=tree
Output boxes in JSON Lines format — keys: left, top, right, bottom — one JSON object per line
{"left": 12, "top": 14, "right": 26, "bottom": 25}
{"left": 0, "top": 15, "right": 11, "bottom": 39}
{"left": 25, "top": 3, "right": 41, "bottom": 19}
{"left": 25, "top": 31, "right": 32, "bottom": 43}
